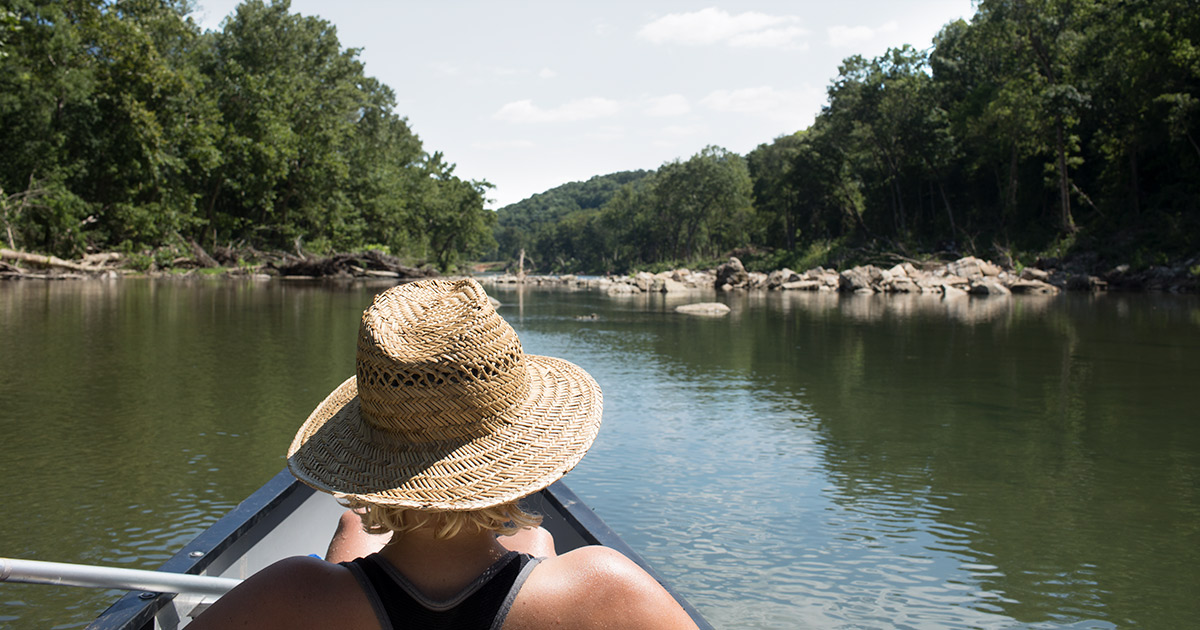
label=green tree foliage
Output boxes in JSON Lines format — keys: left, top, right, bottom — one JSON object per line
{"left": 644, "top": 146, "right": 754, "bottom": 262}
{"left": 492, "top": 149, "right": 755, "bottom": 274}
{"left": 493, "top": 170, "right": 650, "bottom": 271}
{"left": 0, "top": 0, "right": 489, "bottom": 270}
{"left": 506, "top": 0, "right": 1197, "bottom": 273}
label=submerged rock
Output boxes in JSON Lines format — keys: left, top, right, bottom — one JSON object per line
{"left": 675, "top": 302, "right": 731, "bottom": 317}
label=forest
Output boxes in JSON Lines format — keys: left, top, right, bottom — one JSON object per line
{"left": 2, "top": 0, "right": 1197, "bottom": 276}
{"left": 496, "top": 0, "right": 1199, "bottom": 275}
{"left": 1, "top": 0, "right": 494, "bottom": 271}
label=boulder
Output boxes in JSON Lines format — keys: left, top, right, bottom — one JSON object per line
{"left": 714, "top": 257, "right": 749, "bottom": 289}
{"left": 746, "top": 271, "right": 770, "bottom": 290}
{"left": 781, "top": 280, "right": 822, "bottom": 291}
{"left": 651, "top": 277, "right": 688, "bottom": 293}
{"left": 942, "top": 283, "right": 968, "bottom": 298}
{"left": 1020, "top": 267, "right": 1050, "bottom": 282}
{"left": 968, "top": 279, "right": 1011, "bottom": 296}
{"left": 882, "top": 277, "right": 919, "bottom": 293}
{"left": 1009, "top": 280, "right": 1060, "bottom": 295}
{"left": 633, "top": 271, "right": 655, "bottom": 292}
{"left": 838, "top": 265, "right": 884, "bottom": 292}
{"left": 675, "top": 302, "right": 731, "bottom": 317}
{"left": 767, "top": 268, "right": 801, "bottom": 290}
{"left": 605, "top": 282, "right": 638, "bottom": 295}
{"left": 946, "top": 256, "right": 1000, "bottom": 280}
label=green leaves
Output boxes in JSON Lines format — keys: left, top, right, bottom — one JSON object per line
{"left": 0, "top": 0, "right": 490, "bottom": 266}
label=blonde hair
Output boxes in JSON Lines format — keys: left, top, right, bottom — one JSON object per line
{"left": 343, "top": 499, "right": 542, "bottom": 540}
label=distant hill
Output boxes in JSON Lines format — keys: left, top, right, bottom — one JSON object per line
{"left": 492, "top": 170, "right": 652, "bottom": 261}
{"left": 496, "top": 170, "right": 649, "bottom": 231}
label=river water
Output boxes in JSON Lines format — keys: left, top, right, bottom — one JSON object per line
{"left": 1, "top": 278, "right": 1198, "bottom": 629}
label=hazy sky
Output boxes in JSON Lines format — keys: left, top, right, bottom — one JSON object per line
{"left": 193, "top": 1, "right": 977, "bottom": 209}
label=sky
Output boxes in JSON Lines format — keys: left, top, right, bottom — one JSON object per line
{"left": 192, "top": 1, "right": 978, "bottom": 209}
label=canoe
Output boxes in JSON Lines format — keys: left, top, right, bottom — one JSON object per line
{"left": 87, "top": 468, "right": 713, "bottom": 629}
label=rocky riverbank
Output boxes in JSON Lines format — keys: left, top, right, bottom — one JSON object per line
{"left": 4, "top": 246, "right": 1196, "bottom": 294}
{"left": 480, "top": 255, "right": 1200, "bottom": 295}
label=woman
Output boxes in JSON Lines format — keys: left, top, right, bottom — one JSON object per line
{"left": 191, "top": 279, "right": 698, "bottom": 630}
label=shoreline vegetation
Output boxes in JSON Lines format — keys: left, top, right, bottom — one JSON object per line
{"left": 4, "top": 246, "right": 1196, "bottom": 294}
{"left": 2, "top": 1, "right": 1196, "bottom": 292}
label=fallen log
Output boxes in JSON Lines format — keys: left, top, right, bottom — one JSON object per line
{"left": 1, "top": 248, "right": 94, "bottom": 272}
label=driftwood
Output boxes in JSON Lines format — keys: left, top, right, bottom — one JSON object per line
{"left": 189, "top": 240, "right": 219, "bottom": 268}
{"left": 272, "top": 250, "right": 433, "bottom": 279}
{"left": 1, "top": 248, "right": 96, "bottom": 272}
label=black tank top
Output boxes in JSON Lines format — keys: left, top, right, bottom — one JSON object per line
{"left": 340, "top": 551, "right": 540, "bottom": 630}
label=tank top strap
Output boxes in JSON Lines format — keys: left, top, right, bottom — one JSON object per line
{"left": 341, "top": 551, "right": 540, "bottom": 630}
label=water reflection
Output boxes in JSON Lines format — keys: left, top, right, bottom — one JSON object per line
{"left": 492, "top": 286, "right": 1200, "bottom": 629}
{"left": 2, "top": 282, "right": 1198, "bottom": 629}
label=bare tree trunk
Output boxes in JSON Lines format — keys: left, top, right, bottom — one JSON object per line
{"left": 1056, "top": 124, "right": 1075, "bottom": 232}
{"left": 1007, "top": 142, "right": 1019, "bottom": 218}
{"left": 1129, "top": 148, "right": 1140, "bottom": 215}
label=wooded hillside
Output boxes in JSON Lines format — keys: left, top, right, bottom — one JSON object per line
{"left": 495, "top": 0, "right": 1198, "bottom": 275}
{"left": 0, "top": 0, "right": 494, "bottom": 271}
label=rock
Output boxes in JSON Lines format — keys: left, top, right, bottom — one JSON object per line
{"left": 883, "top": 277, "right": 919, "bottom": 293}
{"left": 634, "top": 271, "right": 655, "bottom": 292}
{"left": 714, "top": 257, "right": 749, "bottom": 289}
{"left": 1020, "top": 267, "right": 1050, "bottom": 281}
{"left": 656, "top": 277, "right": 688, "bottom": 293}
{"left": 1008, "top": 280, "right": 1060, "bottom": 295}
{"left": 947, "top": 256, "right": 989, "bottom": 280}
{"left": 675, "top": 302, "right": 731, "bottom": 316}
{"left": 1065, "top": 274, "right": 1107, "bottom": 291}
{"left": 605, "top": 282, "right": 638, "bottom": 295}
{"left": 767, "top": 268, "right": 801, "bottom": 289}
{"left": 942, "top": 284, "right": 968, "bottom": 298}
{"left": 746, "top": 271, "right": 769, "bottom": 290}
{"left": 838, "top": 265, "right": 883, "bottom": 292}
{"left": 781, "top": 280, "right": 821, "bottom": 291}
{"left": 939, "top": 273, "right": 969, "bottom": 286}
{"left": 968, "top": 279, "right": 1012, "bottom": 296}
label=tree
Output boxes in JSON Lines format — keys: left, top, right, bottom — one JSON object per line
{"left": 411, "top": 153, "right": 494, "bottom": 271}
{"left": 646, "top": 145, "right": 754, "bottom": 261}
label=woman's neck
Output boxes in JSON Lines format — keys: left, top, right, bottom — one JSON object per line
{"left": 377, "top": 527, "right": 511, "bottom": 600}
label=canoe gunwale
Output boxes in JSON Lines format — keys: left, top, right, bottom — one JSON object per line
{"left": 88, "top": 471, "right": 713, "bottom": 630}
{"left": 540, "top": 481, "right": 713, "bottom": 629}
{"left": 86, "top": 468, "right": 304, "bottom": 630}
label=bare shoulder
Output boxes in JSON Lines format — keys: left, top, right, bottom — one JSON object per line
{"left": 507, "top": 546, "right": 698, "bottom": 630}
{"left": 189, "top": 556, "right": 376, "bottom": 630}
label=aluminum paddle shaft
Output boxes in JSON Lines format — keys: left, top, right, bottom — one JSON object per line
{"left": 0, "top": 557, "right": 241, "bottom": 595}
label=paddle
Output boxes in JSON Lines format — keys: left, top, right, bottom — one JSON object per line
{"left": 0, "top": 557, "right": 241, "bottom": 596}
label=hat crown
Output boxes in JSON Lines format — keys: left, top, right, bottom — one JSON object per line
{"left": 355, "top": 279, "right": 529, "bottom": 442}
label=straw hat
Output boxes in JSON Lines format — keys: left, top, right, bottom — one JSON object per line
{"left": 287, "top": 278, "right": 602, "bottom": 511}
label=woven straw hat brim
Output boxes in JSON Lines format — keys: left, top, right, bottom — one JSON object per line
{"left": 287, "top": 355, "right": 602, "bottom": 511}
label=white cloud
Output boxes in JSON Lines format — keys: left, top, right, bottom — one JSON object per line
{"left": 638, "top": 7, "right": 807, "bottom": 49}
{"left": 493, "top": 98, "right": 623, "bottom": 124}
{"left": 699, "top": 86, "right": 824, "bottom": 126}
{"left": 660, "top": 124, "right": 707, "bottom": 138}
{"left": 471, "top": 139, "right": 536, "bottom": 150}
{"left": 538, "top": 68, "right": 557, "bottom": 79}
{"left": 584, "top": 126, "right": 626, "bottom": 142}
{"left": 729, "top": 26, "right": 810, "bottom": 50}
{"left": 828, "top": 21, "right": 899, "bottom": 47}
{"left": 644, "top": 94, "right": 691, "bottom": 117}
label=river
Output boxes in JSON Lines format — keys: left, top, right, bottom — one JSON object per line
{"left": 1, "top": 278, "right": 1198, "bottom": 629}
